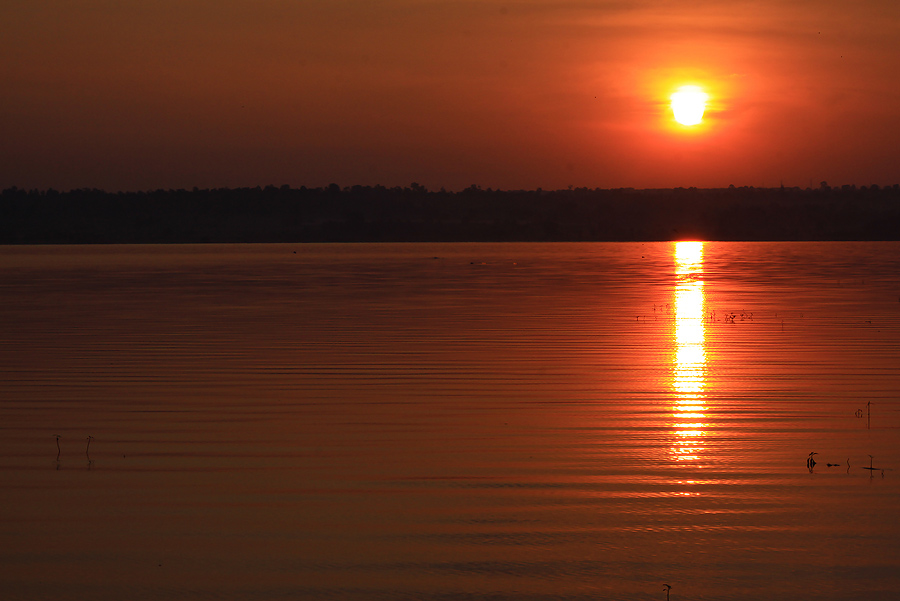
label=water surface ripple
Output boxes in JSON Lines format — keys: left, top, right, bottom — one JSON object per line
{"left": 1, "top": 242, "right": 899, "bottom": 601}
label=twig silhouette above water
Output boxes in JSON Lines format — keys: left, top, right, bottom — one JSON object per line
{"left": 861, "top": 454, "right": 883, "bottom": 478}
{"left": 855, "top": 401, "right": 872, "bottom": 428}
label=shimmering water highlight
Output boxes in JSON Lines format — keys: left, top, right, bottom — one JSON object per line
{"left": 1, "top": 242, "right": 899, "bottom": 601}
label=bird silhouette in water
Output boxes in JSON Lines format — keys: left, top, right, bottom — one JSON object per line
{"left": 807, "top": 452, "right": 817, "bottom": 470}
{"left": 663, "top": 583, "right": 672, "bottom": 601}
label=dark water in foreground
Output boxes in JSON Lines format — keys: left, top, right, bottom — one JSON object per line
{"left": 1, "top": 242, "right": 899, "bottom": 601}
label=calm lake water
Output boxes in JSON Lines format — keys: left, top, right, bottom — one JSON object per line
{"left": 1, "top": 242, "right": 899, "bottom": 601}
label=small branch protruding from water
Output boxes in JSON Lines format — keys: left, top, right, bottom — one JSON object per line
{"left": 862, "top": 454, "right": 880, "bottom": 478}
{"left": 663, "top": 584, "right": 672, "bottom": 601}
{"left": 86, "top": 436, "right": 94, "bottom": 464}
{"left": 55, "top": 434, "right": 61, "bottom": 462}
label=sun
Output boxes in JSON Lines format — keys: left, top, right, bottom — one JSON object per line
{"left": 671, "top": 85, "right": 708, "bottom": 126}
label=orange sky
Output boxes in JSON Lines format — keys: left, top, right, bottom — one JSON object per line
{"left": 2, "top": 1, "right": 899, "bottom": 191}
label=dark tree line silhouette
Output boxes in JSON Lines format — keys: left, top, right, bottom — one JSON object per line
{"left": 2, "top": 183, "right": 900, "bottom": 243}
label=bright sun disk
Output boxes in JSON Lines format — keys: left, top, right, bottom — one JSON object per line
{"left": 671, "top": 85, "right": 708, "bottom": 126}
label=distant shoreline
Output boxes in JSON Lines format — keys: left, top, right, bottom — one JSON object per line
{"left": 3, "top": 184, "right": 900, "bottom": 243}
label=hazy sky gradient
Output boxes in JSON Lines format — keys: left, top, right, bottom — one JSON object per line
{"left": 3, "top": 0, "right": 899, "bottom": 191}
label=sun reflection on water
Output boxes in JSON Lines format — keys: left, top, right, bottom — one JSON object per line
{"left": 672, "top": 241, "right": 706, "bottom": 462}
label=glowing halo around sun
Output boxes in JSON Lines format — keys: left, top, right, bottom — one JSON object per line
{"left": 670, "top": 85, "right": 709, "bottom": 126}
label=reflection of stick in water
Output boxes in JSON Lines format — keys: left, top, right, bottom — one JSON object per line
{"left": 862, "top": 455, "right": 880, "bottom": 478}
{"left": 663, "top": 584, "right": 671, "bottom": 601}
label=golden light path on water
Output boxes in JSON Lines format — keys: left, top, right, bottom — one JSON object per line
{"left": 672, "top": 241, "right": 707, "bottom": 463}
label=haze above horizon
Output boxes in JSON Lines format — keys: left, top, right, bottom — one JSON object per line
{"left": 2, "top": 1, "right": 899, "bottom": 192}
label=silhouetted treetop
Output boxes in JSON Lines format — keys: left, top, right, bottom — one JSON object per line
{"left": 2, "top": 184, "right": 899, "bottom": 243}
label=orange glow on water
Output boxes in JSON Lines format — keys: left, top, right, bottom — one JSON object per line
{"left": 671, "top": 241, "right": 707, "bottom": 463}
